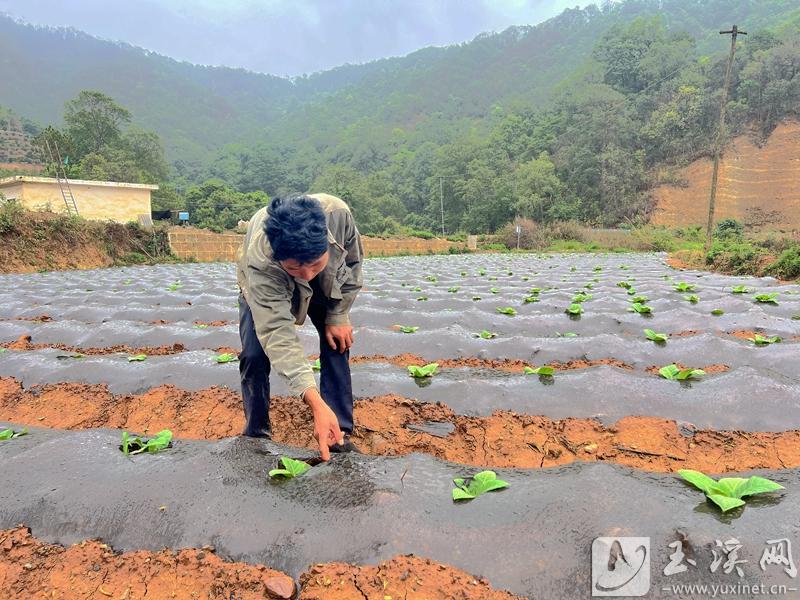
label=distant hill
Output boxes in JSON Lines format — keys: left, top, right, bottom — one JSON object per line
{"left": 2, "top": 0, "right": 796, "bottom": 166}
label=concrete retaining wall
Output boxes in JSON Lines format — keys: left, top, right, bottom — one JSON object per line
{"left": 168, "top": 227, "right": 466, "bottom": 262}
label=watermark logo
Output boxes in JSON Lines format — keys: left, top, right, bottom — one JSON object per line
{"left": 592, "top": 536, "right": 651, "bottom": 596}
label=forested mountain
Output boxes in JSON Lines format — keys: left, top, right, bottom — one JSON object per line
{"left": 1, "top": 0, "right": 798, "bottom": 232}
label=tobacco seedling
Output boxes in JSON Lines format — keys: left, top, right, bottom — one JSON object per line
{"left": 673, "top": 282, "right": 696, "bottom": 292}
{"left": 56, "top": 353, "right": 85, "bottom": 360}
{"left": 490, "top": 287, "right": 500, "bottom": 294}
{"left": 396, "top": 325, "right": 419, "bottom": 334}
{"left": 711, "top": 309, "right": 724, "bottom": 315}
{"left": 448, "top": 287, "right": 460, "bottom": 293}
{"left": 617, "top": 281, "right": 632, "bottom": 289}
{"left": 425, "top": 275, "right": 437, "bottom": 282}
{"left": 529, "top": 287, "right": 541, "bottom": 294}
{"left": 472, "top": 296, "right": 482, "bottom": 301}
{"left": 524, "top": 295, "right": 539, "bottom": 303}
{"left": 555, "top": 332, "right": 578, "bottom": 337}
{"left": 684, "top": 294, "right": 700, "bottom": 303}
{"left": 627, "top": 288, "right": 637, "bottom": 296}
{"left": 572, "top": 293, "right": 592, "bottom": 303}
{"left": 461, "top": 271, "right": 467, "bottom": 276}
{"left": 644, "top": 329, "right": 668, "bottom": 343}
{"left": 496, "top": 306, "right": 517, "bottom": 316}
{"left": 127, "top": 354, "right": 147, "bottom": 362}
{"left": 731, "top": 285, "right": 751, "bottom": 294}
{"left": 475, "top": 330, "right": 497, "bottom": 339}
{"left": 478, "top": 269, "right": 487, "bottom": 276}
{"left": 678, "top": 469, "right": 784, "bottom": 512}
{"left": 166, "top": 281, "right": 182, "bottom": 292}
{"left": 214, "top": 353, "right": 238, "bottom": 363}
{"left": 416, "top": 296, "right": 428, "bottom": 301}
{"left": 0, "top": 427, "right": 28, "bottom": 440}
{"left": 658, "top": 364, "right": 705, "bottom": 380}
{"left": 631, "top": 295, "right": 649, "bottom": 304}
{"left": 524, "top": 365, "right": 554, "bottom": 376}
{"left": 121, "top": 429, "right": 173, "bottom": 455}
{"left": 754, "top": 293, "right": 779, "bottom": 305}
{"left": 630, "top": 303, "right": 652, "bottom": 314}
{"left": 408, "top": 363, "right": 439, "bottom": 378}
{"left": 565, "top": 303, "right": 583, "bottom": 315}
{"left": 452, "top": 470, "right": 509, "bottom": 501}
{"left": 412, "top": 286, "right": 422, "bottom": 292}
{"left": 194, "top": 323, "right": 209, "bottom": 329}
{"left": 269, "top": 456, "right": 312, "bottom": 479}
{"left": 749, "top": 334, "right": 781, "bottom": 346}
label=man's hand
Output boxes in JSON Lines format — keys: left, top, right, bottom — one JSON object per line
{"left": 325, "top": 323, "right": 353, "bottom": 353}
{"left": 304, "top": 387, "right": 344, "bottom": 461}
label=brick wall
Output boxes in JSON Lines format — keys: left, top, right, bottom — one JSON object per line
{"left": 167, "top": 227, "right": 465, "bottom": 262}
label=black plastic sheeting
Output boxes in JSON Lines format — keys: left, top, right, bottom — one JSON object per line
{"left": 1, "top": 424, "right": 798, "bottom": 599}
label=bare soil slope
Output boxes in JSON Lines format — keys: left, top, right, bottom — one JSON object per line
{"left": 651, "top": 120, "right": 800, "bottom": 230}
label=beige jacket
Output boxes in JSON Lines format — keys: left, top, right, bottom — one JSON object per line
{"left": 236, "top": 193, "right": 363, "bottom": 397}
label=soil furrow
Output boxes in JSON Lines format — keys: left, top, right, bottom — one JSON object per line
{"left": 2, "top": 376, "right": 797, "bottom": 473}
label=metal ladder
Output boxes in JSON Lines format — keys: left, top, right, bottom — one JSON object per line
{"left": 44, "top": 139, "right": 79, "bottom": 216}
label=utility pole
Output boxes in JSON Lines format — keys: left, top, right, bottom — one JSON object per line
{"left": 705, "top": 24, "right": 746, "bottom": 252}
{"left": 439, "top": 176, "right": 446, "bottom": 236}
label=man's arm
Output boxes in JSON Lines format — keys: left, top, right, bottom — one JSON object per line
{"left": 325, "top": 209, "right": 363, "bottom": 326}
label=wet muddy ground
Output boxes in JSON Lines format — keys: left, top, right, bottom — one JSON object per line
{"left": 1, "top": 253, "right": 799, "bottom": 598}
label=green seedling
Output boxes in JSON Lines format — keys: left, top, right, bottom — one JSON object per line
{"left": 523, "top": 295, "right": 539, "bottom": 303}
{"left": 572, "top": 293, "right": 592, "bottom": 303}
{"left": 475, "top": 330, "right": 497, "bottom": 339}
{"left": 584, "top": 283, "right": 594, "bottom": 290}
{"left": 123, "top": 279, "right": 132, "bottom": 285}
{"left": 488, "top": 276, "right": 498, "bottom": 281}
{"left": 214, "top": 353, "right": 238, "bottom": 363}
{"left": 754, "top": 293, "right": 779, "bottom": 305}
{"left": 452, "top": 470, "right": 509, "bottom": 501}
{"left": 524, "top": 365, "right": 555, "bottom": 376}
{"left": 448, "top": 287, "right": 460, "bottom": 293}
{"left": 521, "top": 276, "right": 530, "bottom": 281}
{"left": 127, "top": 354, "right": 147, "bottom": 362}
{"left": 496, "top": 306, "right": 517, "bottom": 316}
{"left": 425, "top": 275, "right": 437, "bottom": 282}
{"left": 529, "top": 287, "right": 541, "bottom": 294}
{"left": 793, "top": 315, "right": 800, "bottom": 320}
{"left": 121, "top": 429, "right": 173, "bottom": 455}
{"left": 555, "top": 332, "right": 578, "bottom": 337}
{"left": 565, "top": 303, "right": 583, "bottom": 315}
{"left": 194, "top": 323, "right": 209, "bottom": 329}
{"left": 311, "top": 358, "right": 321, "bottom": 371}
{"left": 593, "top": 266, "right": 603, "bottom": 272}
{"left": 631, "top": 295, "right": 649, "bottom": 304}
{"left": 684, "top": 294, "right": 700, "bottom": 303}
{"left": 711, "top": 309, "right": 724, "bottom": 315}
{"left": 644, "top": 329, "right": 668, "bottom": 343}
{"left": 269, "top": 456, "right": 312, "bottom": 479}
{"left": 395, "top": 325, "right": 419, "bottom": 334}
{"left": 166, "top": 282, "right": 182, "bottom": 292}
{"left": 412, "top": 286, "right": 422, "bottom": 292}
{"left": 627, "top": 289, "right": 637, "bottom": 296}
{"left": 0, "top": 348, "right": 6, "bottom": 354}
{"left": 749, "top": 334, "right": 781, "bottom": 346}
{"left": 472, "top": 296, "right": 482, "bottom": 301}
{"left": 490, "top": 287, "right": 500, "bottom": 294}
{"left": 673, "top": 282, "right": 696, "bottom": 292}
{"left": 617, "top": 281, "right": 632, "bottom": 289}
{"left": 630, "top": 303, "right": 652, "bottom": 314}
{"left": 620, "top": 265, "right": 629, "bottom": 270}
{"left": 416, "top": 296, "right": 428, "bottom": 301}
{"left": 678, "top": 469, "right": 784, "bottom": 512}
{"left": 731, "top": 285, "right": 751, "bottom": 294}
{"left": 570, "top": 266, "right": 576, "bottom": 272}
{"left": 658, "top": 364, "right": 705, "bottom": 381}
{"left": 0, "top": 427, "right": 28, "bottom": 440}
{"left": 408, "top": 363, "right": 439, "bottom": 378}
{"left": 460, "top": 271, "right": 467, "bottom": 276}
{"left": 56, "top": 353, "right": 85, "bottom": 360}
{"left": 478, "top": 269, "right": 487, "bottom": 276}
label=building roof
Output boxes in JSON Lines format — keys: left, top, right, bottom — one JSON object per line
{"left": 0, "top": 176, "right": 159, "bottom": 190}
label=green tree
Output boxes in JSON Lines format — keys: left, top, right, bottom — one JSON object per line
{"left": 64, "top": 90, "right": 131, "bottom": 158}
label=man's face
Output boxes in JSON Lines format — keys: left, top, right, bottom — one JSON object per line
{"left": 280, "top": 251, "right": 329, "bottom": 281}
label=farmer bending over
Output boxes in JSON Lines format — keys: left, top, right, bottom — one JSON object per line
{"left": 236, "top": 194, "right": 363, "bottom": 460}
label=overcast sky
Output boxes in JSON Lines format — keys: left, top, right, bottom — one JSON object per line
{"left": 0, "top": 0, "right": 592, "bottom": 76}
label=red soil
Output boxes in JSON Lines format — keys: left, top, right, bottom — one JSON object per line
{"left": 1, "top": 377, "right": 796, "bottom": 474}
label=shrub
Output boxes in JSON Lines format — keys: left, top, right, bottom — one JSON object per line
{"left": 0, "top": 199, "right": 23, "bottom": 234}
{"left": 496, "top": 218, "right": 549, "bottom": 250}
{"left": 766, "top": 245, "right": 800, "bottom": 280}
{"left": 714, "top": 218, "right": 744, "bottom": 239}
{"left": 706, "top": 239, "right": 764, "bottom": 274}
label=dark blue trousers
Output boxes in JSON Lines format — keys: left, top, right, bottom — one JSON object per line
{"left": 238, "top": 281, "right": 354, "bottom": 438}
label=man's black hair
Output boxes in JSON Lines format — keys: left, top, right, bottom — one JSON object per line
{"left": 265, "top": 195, "right": 329, "bottom": 263}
